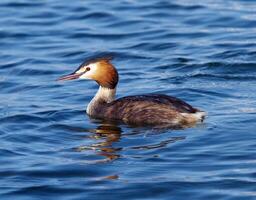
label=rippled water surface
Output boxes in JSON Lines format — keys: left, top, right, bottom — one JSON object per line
{"left": 1, "top": 0, "right": 256, "bottom": 199}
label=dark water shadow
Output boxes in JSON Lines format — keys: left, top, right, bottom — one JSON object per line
{"left": 72, "top": 118, "right": 187, "bottom": 164}
{"left": 74, "top": 122, "right": 122, "bottom": 164}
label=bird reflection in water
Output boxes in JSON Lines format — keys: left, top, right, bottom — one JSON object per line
{"left": 74, "top": 120, "right": 186, "bottom": 165}
{"left": 75, "top": 122, "right": 122, "bottom": 163}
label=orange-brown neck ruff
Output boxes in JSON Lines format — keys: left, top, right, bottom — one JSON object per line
{"left": 93, "top": 60, "right": 119, "bottom": 89}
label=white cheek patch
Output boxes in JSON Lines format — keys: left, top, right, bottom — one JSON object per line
{"left": 79, "top": 63, "right": 98, "bottom": 80}
{"left": 76, "top": 67, "right": 86, "bottom": 74}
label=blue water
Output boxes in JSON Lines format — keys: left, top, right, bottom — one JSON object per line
{"left": 1, "top": 0, "right": 256, "bottom": 199}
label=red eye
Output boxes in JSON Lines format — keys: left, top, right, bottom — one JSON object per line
{"left": 86, "top": 67, "right": 90, "bottom": 71}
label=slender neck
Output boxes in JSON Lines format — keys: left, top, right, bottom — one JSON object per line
{"left": 86, "top": 86, "right": 116, "bottom": 115}
{"left": 94, "top": 86, "right": 116, "bottom": 103}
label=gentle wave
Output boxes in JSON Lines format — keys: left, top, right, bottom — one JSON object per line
{"left": 0, "top": 0, "right": 256, "bottom": 199}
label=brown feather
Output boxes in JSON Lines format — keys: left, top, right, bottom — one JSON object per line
{"left": 93, "top": 60, "right": 119, "bottom": 89}
{"left": 88, "top": 94, "right": 203, "bottom": 128}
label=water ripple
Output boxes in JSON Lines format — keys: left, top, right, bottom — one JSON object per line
{"left": 0, "top": 0, "right": 255, "bottom": 199}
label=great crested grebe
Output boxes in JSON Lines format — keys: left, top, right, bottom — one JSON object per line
{"left": 58, "top": 56, "right": 206, "bottom": 128}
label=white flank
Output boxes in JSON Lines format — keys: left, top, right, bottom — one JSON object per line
{"left": 181, "top": 111, "right": 206, "bottom": 123}
{"left": 191, "top": 111, "right": 206, "bottom": 122}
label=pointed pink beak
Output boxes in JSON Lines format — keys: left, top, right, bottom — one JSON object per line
{"left": 57, "top": 73, "right": 81, "bottom": 81}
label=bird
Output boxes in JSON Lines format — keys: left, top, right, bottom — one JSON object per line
{"left": 58, "top": 56, "right": 206, "bottom": 128}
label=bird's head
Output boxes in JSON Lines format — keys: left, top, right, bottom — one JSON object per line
{"left": 58, "top": 56, "right": 119, "bottom": 89}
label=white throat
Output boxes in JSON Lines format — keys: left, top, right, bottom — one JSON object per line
{"left": 86, "top": 86, "right": 116, "bottom": 115}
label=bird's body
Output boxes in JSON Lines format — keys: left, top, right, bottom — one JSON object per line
{"left": 59, "top": 56, "right": 205, "bottom": 128}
